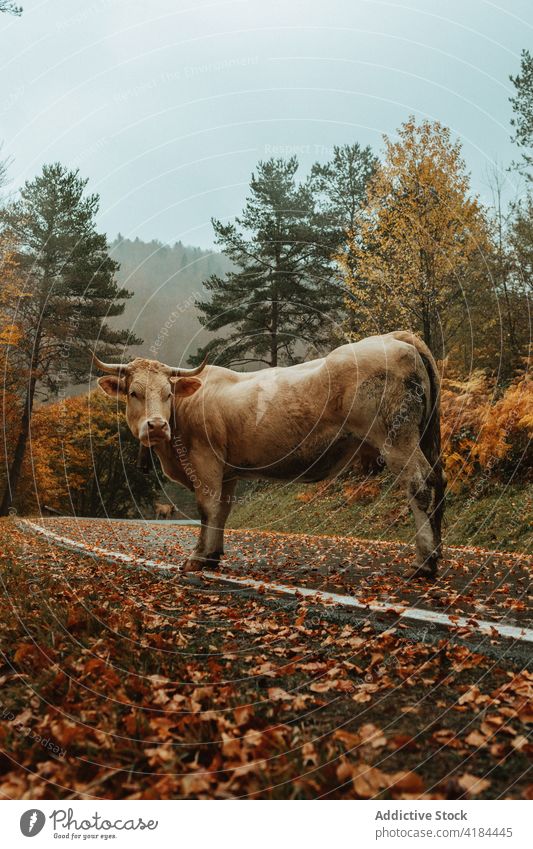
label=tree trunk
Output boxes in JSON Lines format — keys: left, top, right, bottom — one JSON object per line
{"left": 494, "top": 182, "right": 518, "bottom": 357}
{"left": 270, "top": 295, "right": 278, "bottom": 367}
{"left": 0, "top": 371, "right": 38, "bottom": 515}
{"left": 0, "top": 317, "right": 43, "bottom": 516}
{"left": 422, "top": 309, "right": 433, "bottom": 356}
{"left": 270, "top": 217, "right": 281, "bottom": 367}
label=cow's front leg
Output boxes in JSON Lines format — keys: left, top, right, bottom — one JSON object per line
{"left": 184, "top": 477, "right": 237, "bottom": 573}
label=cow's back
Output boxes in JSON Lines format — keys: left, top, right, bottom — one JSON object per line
{"left": 175, "top": 333, "right": 428, "bottom": 477}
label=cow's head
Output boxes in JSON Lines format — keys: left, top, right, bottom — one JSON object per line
{"left": 93, "top": 354, "right": 207, "bottom": 446}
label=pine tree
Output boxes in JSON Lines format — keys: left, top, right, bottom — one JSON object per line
{"left": 193, "top": 157, "right": 343, "bottom": 368}
{"left": 310, "top": 143, "right": 377, "bottom": 238}
{"left": 510, "top": 49, "right": 533, "bottom": 180}
{"left": 506, "top": 197, "right": 533, "bottom": 356}
{"left": 0, "top": 162, "right": 140, "bottom": 514}
{"left": 0, "top": 1, "right": 22, "bottom": 14}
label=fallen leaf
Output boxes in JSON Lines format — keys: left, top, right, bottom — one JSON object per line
{"left": 458, "top": 773, "right": 491, "bottom": 796}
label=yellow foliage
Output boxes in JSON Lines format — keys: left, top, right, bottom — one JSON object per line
{"left": 338, "top": 117, "right": 492, "bottom": 354}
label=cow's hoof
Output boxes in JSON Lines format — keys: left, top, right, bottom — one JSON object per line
{"left": 407, "top": 560, "right": 438, "bottom": 581}
{"left": 183, "top": 557, "right": 204, "bottom": 573}
{"left": 205, "top": 550, "right": 222, "bottom": 569}
{"left": 407, "top": 568, "right": 435, "bottom": 581}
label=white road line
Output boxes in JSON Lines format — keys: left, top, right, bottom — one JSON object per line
{"left": 21, "top": 519, "right": 533, "bottom": 644}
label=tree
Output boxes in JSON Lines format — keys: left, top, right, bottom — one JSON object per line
{"left": 310, "top": 143, "right": 378, "bottom": 239}
{"left": 0, "top": 152, "right": 9, "bottom": 193}
{"left": 193, "top": 157, "right": 343, "bottom": 368}
{"left": 506, "top": 196, "right": 533, "bottom": 351}
{"left": 0, "top": 163, "right": 140, "bottom": 515}
{"left": 338, "top": 118, "right": 492, "bottom": 358}
{"left": 0, "top": 2, "right": 22, "bottom": 14}
{"left": 478, "top": 165, "right": 532, "bottom": 377}
{"left": 510, "top": 49, "right": 533, "bottom": 180}
{"left": 17, "top": 391, "right": 159, "bottom": 518}
{"left": 0, "top": 230, "right": 26, "bottom": 488}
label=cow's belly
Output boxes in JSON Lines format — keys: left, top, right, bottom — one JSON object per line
{"left": 233, "top": 433, "right": 366, "bottom": 483}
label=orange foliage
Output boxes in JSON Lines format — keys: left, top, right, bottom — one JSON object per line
{"left": 19, "top": 392, "right": 113, "bottom": 511}
{"left": 17, "top": 390, "right": 154, "bottom": 516}
{"left": 441, "top": 369, "right": 532, "bottom": 490}
{"left": 0, "top": 239, "right": 28, "bottom": 482}
{"left": 296, "top": 491, "right": 315, "bottom": 503}
{"left": 295, "top": 482, "right": 333, "bottom": 503}
{"left": 343, "top": 480, "right": 381, "bottom": 503}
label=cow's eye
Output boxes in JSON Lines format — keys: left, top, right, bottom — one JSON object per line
{"left": 166, "top": 392, "right": 172, "bottom": 400}
{"left": 130, "top": 391, "right": 137, "bottom": 399}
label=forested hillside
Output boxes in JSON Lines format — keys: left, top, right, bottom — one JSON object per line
{"left": 109, "top": 237, "right": 231, "bottom": 366}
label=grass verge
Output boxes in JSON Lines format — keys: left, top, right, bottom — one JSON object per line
{"left": 229, "top": 477, "right": 532, "bottom": 553}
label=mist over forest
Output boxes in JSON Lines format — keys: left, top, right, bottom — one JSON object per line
{"left": 109, "top": 237, "right": 232, "bottom": 366}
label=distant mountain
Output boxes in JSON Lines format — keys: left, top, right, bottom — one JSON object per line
{"left": 108, "top": 236, "right": 231, "bottom": 366}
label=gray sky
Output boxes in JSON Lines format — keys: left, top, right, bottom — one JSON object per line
{"left": 1, "top": 0, "right": 531, "bottom": 248}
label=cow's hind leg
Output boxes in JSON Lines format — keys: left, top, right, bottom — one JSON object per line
{"left": 384, "top": 446, "right": 442, "bottom": 579}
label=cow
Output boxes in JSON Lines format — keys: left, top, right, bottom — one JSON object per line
{"left": 94, "top": 330, "right": 445, "bottom": 579}
{"left": 154, "top": 502, "right": 175, "bottom": 521}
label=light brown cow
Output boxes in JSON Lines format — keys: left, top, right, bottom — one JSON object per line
{"left": 154, "top": 502, "right": 175, "bottom": 520}
{"left": 95, "top": 331, "right": 445, "bottom": 578}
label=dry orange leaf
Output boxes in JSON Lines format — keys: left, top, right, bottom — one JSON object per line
{"left": 458, "top": 773, "right": 491, "bottom": 796}
{"left": 333, "top": 729, "right": 361, "bottom": 750}
{"left": 465, "top": 730, "right": 486, "bottom": 747}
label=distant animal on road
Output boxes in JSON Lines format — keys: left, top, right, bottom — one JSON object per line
{"left": 154, "top": 502, "right": 175, "bottom": 520}
{"left": 95, "top": 330, "right": 445, "bottom": 579}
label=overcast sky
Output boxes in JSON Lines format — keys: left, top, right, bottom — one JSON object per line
{"left": 1, "top": 0, "right": 531, "bottom": 248}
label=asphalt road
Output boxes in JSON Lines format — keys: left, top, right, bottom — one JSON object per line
{"left": 22, "top": 517, "right": 533, "bottom": 666}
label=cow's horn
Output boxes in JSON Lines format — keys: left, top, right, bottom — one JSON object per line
{"left": 92, "top": 354, "right": 130, "bottom": 375}
{"left": 168, "top": 355, "right": 208, "bottom": 377}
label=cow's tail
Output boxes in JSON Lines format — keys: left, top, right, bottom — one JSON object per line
{"left": 392, "top": 331, "right": 446, "bottom": 544}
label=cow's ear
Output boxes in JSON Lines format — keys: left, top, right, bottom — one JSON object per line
{"left": 97, "top": 376, "right": 126, "bottom": 397}
{"left": 170, "top": 377, "right": 202, "bottom": 397}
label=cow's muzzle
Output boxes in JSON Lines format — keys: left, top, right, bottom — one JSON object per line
{"left": 140, "top": 417, "right": 171, "bottom": 446}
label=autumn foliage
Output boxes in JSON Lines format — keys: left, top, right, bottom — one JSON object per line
{"left": 16, "top": 391, "right": 158, "bottom": 516}
{"left": 339, "top": 118, "right": 491, "bottom": 358}
{"left": 441, "top": 368, "right": 533, "bottom": 490}
{"left": 0, "top": 237, "right": 27, "bottom": 488}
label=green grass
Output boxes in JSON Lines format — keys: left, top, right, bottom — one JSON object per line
{"left": 228, "top": 475, "right": 533, "bottom": 553}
